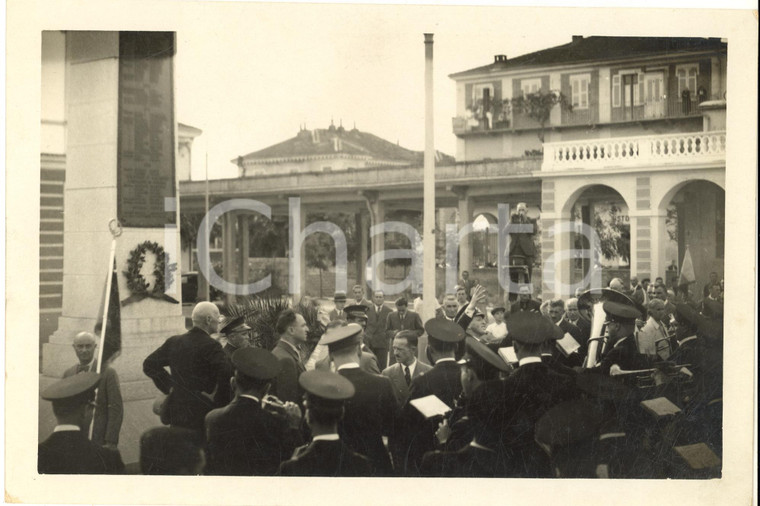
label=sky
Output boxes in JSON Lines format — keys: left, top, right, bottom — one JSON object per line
{"left": 173, "top": 4, "right": 574, "bottom": 180}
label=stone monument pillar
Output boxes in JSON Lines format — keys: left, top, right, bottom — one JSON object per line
{"left": 40, "top": 32, "right": 186, "bottom": 463}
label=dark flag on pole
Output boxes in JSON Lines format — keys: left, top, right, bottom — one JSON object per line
{"left": 96, "top": 266, "right": 122, "bottom": 367}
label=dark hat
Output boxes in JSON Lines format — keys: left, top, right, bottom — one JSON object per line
{"left": 491, "top": 306, "right": 506, "bottom": 316}
{"left": 299, "top": 370, "right": 355, "bottom": 409}
{"left": 333, "top": 291, "right": 347, "bottom": 302}
{"left": 675, "top": 303, "right": 701, "bottom": 327}
{"left": 506, "top": 312, "right": 563, "bottom": 344}
{"left": 675, "top": 303, "right": 722, "bottom": 341}
{"left": 319, "top": 322, "right": 363, "bottom": 352}
{"left": 457, "top": 336, "right": 510, "bottom": 374}
{"left": 231, "top": 347, "right": 280, "bottom": 381}
{"left": 424, "top": 318, "right": 465, "bottom": 345}
{"left": 603, "top": 301, "right": 642, "bottom": 324}
{"left": 395, "top": 297, "right": 408, "bottom": 307}
{"left": 576, "top": 373, "right": 636, "bottom": 402}
{"left": 220, "top": 315, "right": 251, "bottom": 335}
{"left": 343, "top": 304, "right": 368, "bottom": 321}
{"left": 41, "top": 372, "right": 100, "bottom": 405}
{"left": 471, "top": 307, "right": 486, "bottom": 319}
{"left": 518, "top": 285, "right": 532, "bottom": 295}
{"left": 535, "top": 399, "right": 604, "bottom": 447}
{"left": 578, "top": 287, "right": 640, "bottom": 312}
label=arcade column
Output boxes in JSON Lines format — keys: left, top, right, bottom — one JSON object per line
{"left": 40, "top": 32, "right": 186, "bottom": 463}
{"left": 453, "top": 186, "right": 473, "bottom": 276}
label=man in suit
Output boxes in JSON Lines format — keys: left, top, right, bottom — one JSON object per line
{"left": 637, "top": 298, "right": 671, "bottom": 359}
{"left": 365, "top": 290, "right": 393, "bottom": 370}
{"left": 702, "top": 272, "right": 719, "bottom": 299}
{"left": 351, "top": 284, "right": 371, "bottom": 309}
{"left": 205, "top": 347, "right": 303, "bottom": 476}
{"left": 328, "top": 291, "right": 347, "bottom": 322}
{"left": 322, "top": 323, "right": 397, "bottom": 476}
{"left": 595, "top": 301, "right": 651, "bottom": 376}
{"left": 508, "top": 202, "right": 537, "bottom": 282}
{"left": 395, "top": 319, "right": 466, "bottom": 476}
{"left": 63, "top": 331, "right": 123, "bottom": 450}
{"left": 382, "top": 330, "right": 432, "bottom": 407}
{"left": 565, "top": 297, "right": 591, "bottom": 342}
{"left": 386, "top": 297, "right": 424, "bottom": 343}
{"left": 547, "top": 298, "right": 586, "bottom": 367}
{"left": 459, "top": 270, "right": 475, "bottom": 299}
{"left": 630, "top": 276, "right": 648, "bottom": 308}
{"left": 278, "top": 370, "right": 372, "bottom": 477}
{"left": 219, "top": 316, "right": 251, "bottom": 359}
{"left": 270, "top": 308, "right": 309, "bottom": 403}
{"left": 508, "top": 284, "right": 542, "bottom": 317}
{"left": 143, "top": 301, "right": 231, "bottom": 433}
{"left": 38, "top": 372, "right": 125, "bottom": 474}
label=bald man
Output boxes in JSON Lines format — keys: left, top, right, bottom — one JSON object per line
{"left": 143, "top": 301, "right": 232, "bottom": 432}
{"left": 63, "top": 331, "right": 123, "bottom": 449}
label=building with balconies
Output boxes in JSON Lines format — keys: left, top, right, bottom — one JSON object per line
{"left": 450, "top": 36, "right": 727, "bottom": 298}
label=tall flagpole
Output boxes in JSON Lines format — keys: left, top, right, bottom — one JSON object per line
{"left": 422, "top": 34, "right": 437, "bottom": 324}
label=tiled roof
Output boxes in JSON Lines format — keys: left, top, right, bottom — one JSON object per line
{"left": 450, "top": 36, "right": 727, "bottom": 79}
{"left": 235, "top": 125, "right": 455, "bottom": 165}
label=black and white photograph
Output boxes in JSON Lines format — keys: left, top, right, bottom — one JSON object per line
{"left": 5, "top": 0, "right": 757, "bottom": 504}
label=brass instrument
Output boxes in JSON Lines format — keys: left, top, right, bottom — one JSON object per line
{"left": 582, "top": 302, "right": 608, "bottom": 369}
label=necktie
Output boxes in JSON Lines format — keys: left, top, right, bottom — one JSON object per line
{"left": 404, "top": 366, "right": 411, "bottom": 386}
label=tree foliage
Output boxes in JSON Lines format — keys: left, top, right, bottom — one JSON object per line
{"left": 592, "top": 203, "right": 631, "bottom": 264}
{"left": 510, "top": 90, "right": 573, "bottom": 143}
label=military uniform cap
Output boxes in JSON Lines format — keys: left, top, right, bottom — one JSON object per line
{"left": 518, "top": 285, "right": 532, "bottom": 295}
{"left": 490, "top": 306, "right": 506, "bottom": 316}
{"left": 41, "top": 372, "right": 100, "bottom": 404}
{"left": 231, "top": 347, "right": 280, "bottom": 380}
{"left": 220, "top": 315, "right": 251, "bottom": 335}
{"left": 343, "top": 304, "right": 368, "bottom": 321}
{"left": 535, "top": 399, "right": 604, "bottom": 447}
{"left": 580, "top": 288, "right": 643, "bottom": 314}
{"left": 424, "top": 318, "right": 465, "bottom": 344}
{"left": 471, "top": 307, "right": 486, "bottom": 319}
{"left": 319, "top": 322, "right": 363, "bottom": 351}
{"left": 333, "top": 291, "right": 347, "bottom": 302}
{"left": 603, "top": 301, "right": 641, "bottom": 324}
{"left": 675, "top": 303, "right": 701, "bottom": 327}
{"left": 457, "top": 336, "right": 510, "bottom": 374}
{"left": 395, "top": 297, "right": 408, "bottom": 307}
{"left": 299, "top": 370, "right": 355, "bottom": 409}
{"left": 702, "top": 299, "right": 723, "bottom": 320}
{"left": 507, "top": 312, "right": 563, "bottom": 344}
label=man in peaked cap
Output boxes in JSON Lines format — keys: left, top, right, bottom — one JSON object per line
{"left": 329, "top": 291, "right": 348, "bottom": 322}
{"left": 595, "top": 301, "right": 651, "bottom": 376}
{"left": 394, "top": 319, "right": 466, "bottom": 476}
{"left": 434, "top": 336, "right": 512, "bottom": 453}
{"left": 219, "top": 316, "right": 252, "bottom": 358}
{"left": 486, "top": 312, "right": 582, "bottom": 477}
{"left": 38, "top": 372, "right": 125, "bottom": 474}
{"left": 343, "top": 304, "right": 381, "bottom": 374}
{"left": 321, "top": 323, "right": 397, "bottom": 476}
{"left": 278, "top": 370, "right": 372, "bottom": 477}
{"left": 204, "top": 347, "right": 303, "bottom": 476}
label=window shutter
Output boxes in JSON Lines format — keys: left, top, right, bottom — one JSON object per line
{"left": 612, "top": 75, "right": 620, "bottom": 107}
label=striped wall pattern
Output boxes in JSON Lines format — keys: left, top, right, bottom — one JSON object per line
{"left": 540, "top": 218, "right": 555, "bottom": 300}
{"left": 40, "top": 154, "right": 65, "bottom": 342}
{"left": 635, "top": 177, "right": 651, "bottom": 278}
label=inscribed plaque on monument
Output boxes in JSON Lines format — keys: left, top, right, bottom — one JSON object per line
{"left": 117, "top": 32, "right": 176, "bottom": 228}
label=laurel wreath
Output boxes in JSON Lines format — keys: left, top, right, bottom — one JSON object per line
{"left": 121, "top": 241, "right": 179, "bottom": 305}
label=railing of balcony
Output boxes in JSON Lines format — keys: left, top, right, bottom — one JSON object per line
{"left": 610, "top": 96, "right": 704, "bottom": 122}
{"left": 542, "top": 130, "right": 726, "bottom": 171}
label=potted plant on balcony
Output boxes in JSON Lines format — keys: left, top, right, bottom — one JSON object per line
{"left": 492, "top": 99, "right": 511, "bottom": 129}
{"left": 510, "top": 90, "right": 572, "bottom": 142}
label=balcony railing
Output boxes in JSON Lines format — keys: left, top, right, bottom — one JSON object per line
{"left": 542, "top": 130, "right": 726, "bottom": 172}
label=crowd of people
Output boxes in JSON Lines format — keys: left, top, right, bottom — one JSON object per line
{"left": 39, "top": 271, "right": 724, "bottom": 478}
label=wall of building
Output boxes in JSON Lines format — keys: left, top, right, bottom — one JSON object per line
{"left": 243, "top": 156, "right": 380, "bottom": 176}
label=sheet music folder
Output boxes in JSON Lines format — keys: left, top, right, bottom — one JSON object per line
{"left": 409, "top": 395, "right": 452, "bottom": 419}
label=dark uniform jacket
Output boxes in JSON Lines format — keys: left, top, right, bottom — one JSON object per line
{"left": 271, "top": 340, "right": 305, "bottom": 404}
{"left": 508, "top": 299, "right": 542, "bottom": 317}
{"left": 337, "top": 366, "right": 397, "bottom": 475}
{"left": 204, "top": 396, "right": 301, "bottom": 476}
{"left": 420, "top": 444, "right": 508, "bottom": 478}
{"left": 143, "top": 327, "right": 231, "bottom": 432}
{"left": 598, "top": 335, "right": 650, "bottom": 375}
{"left": 277, "top": 439, "right": 372, "bottom": 477}
{"left": 38, "top": 430, "right": 125, "bottom": 474}
{"left": 63, "top": 361, "right": 123, "bottom": 446}
{"left": 395, "top": 359, "right": 463, "bottom": 476}
{"left": 494, "top": 362, "right": 580, "bottom": 477}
